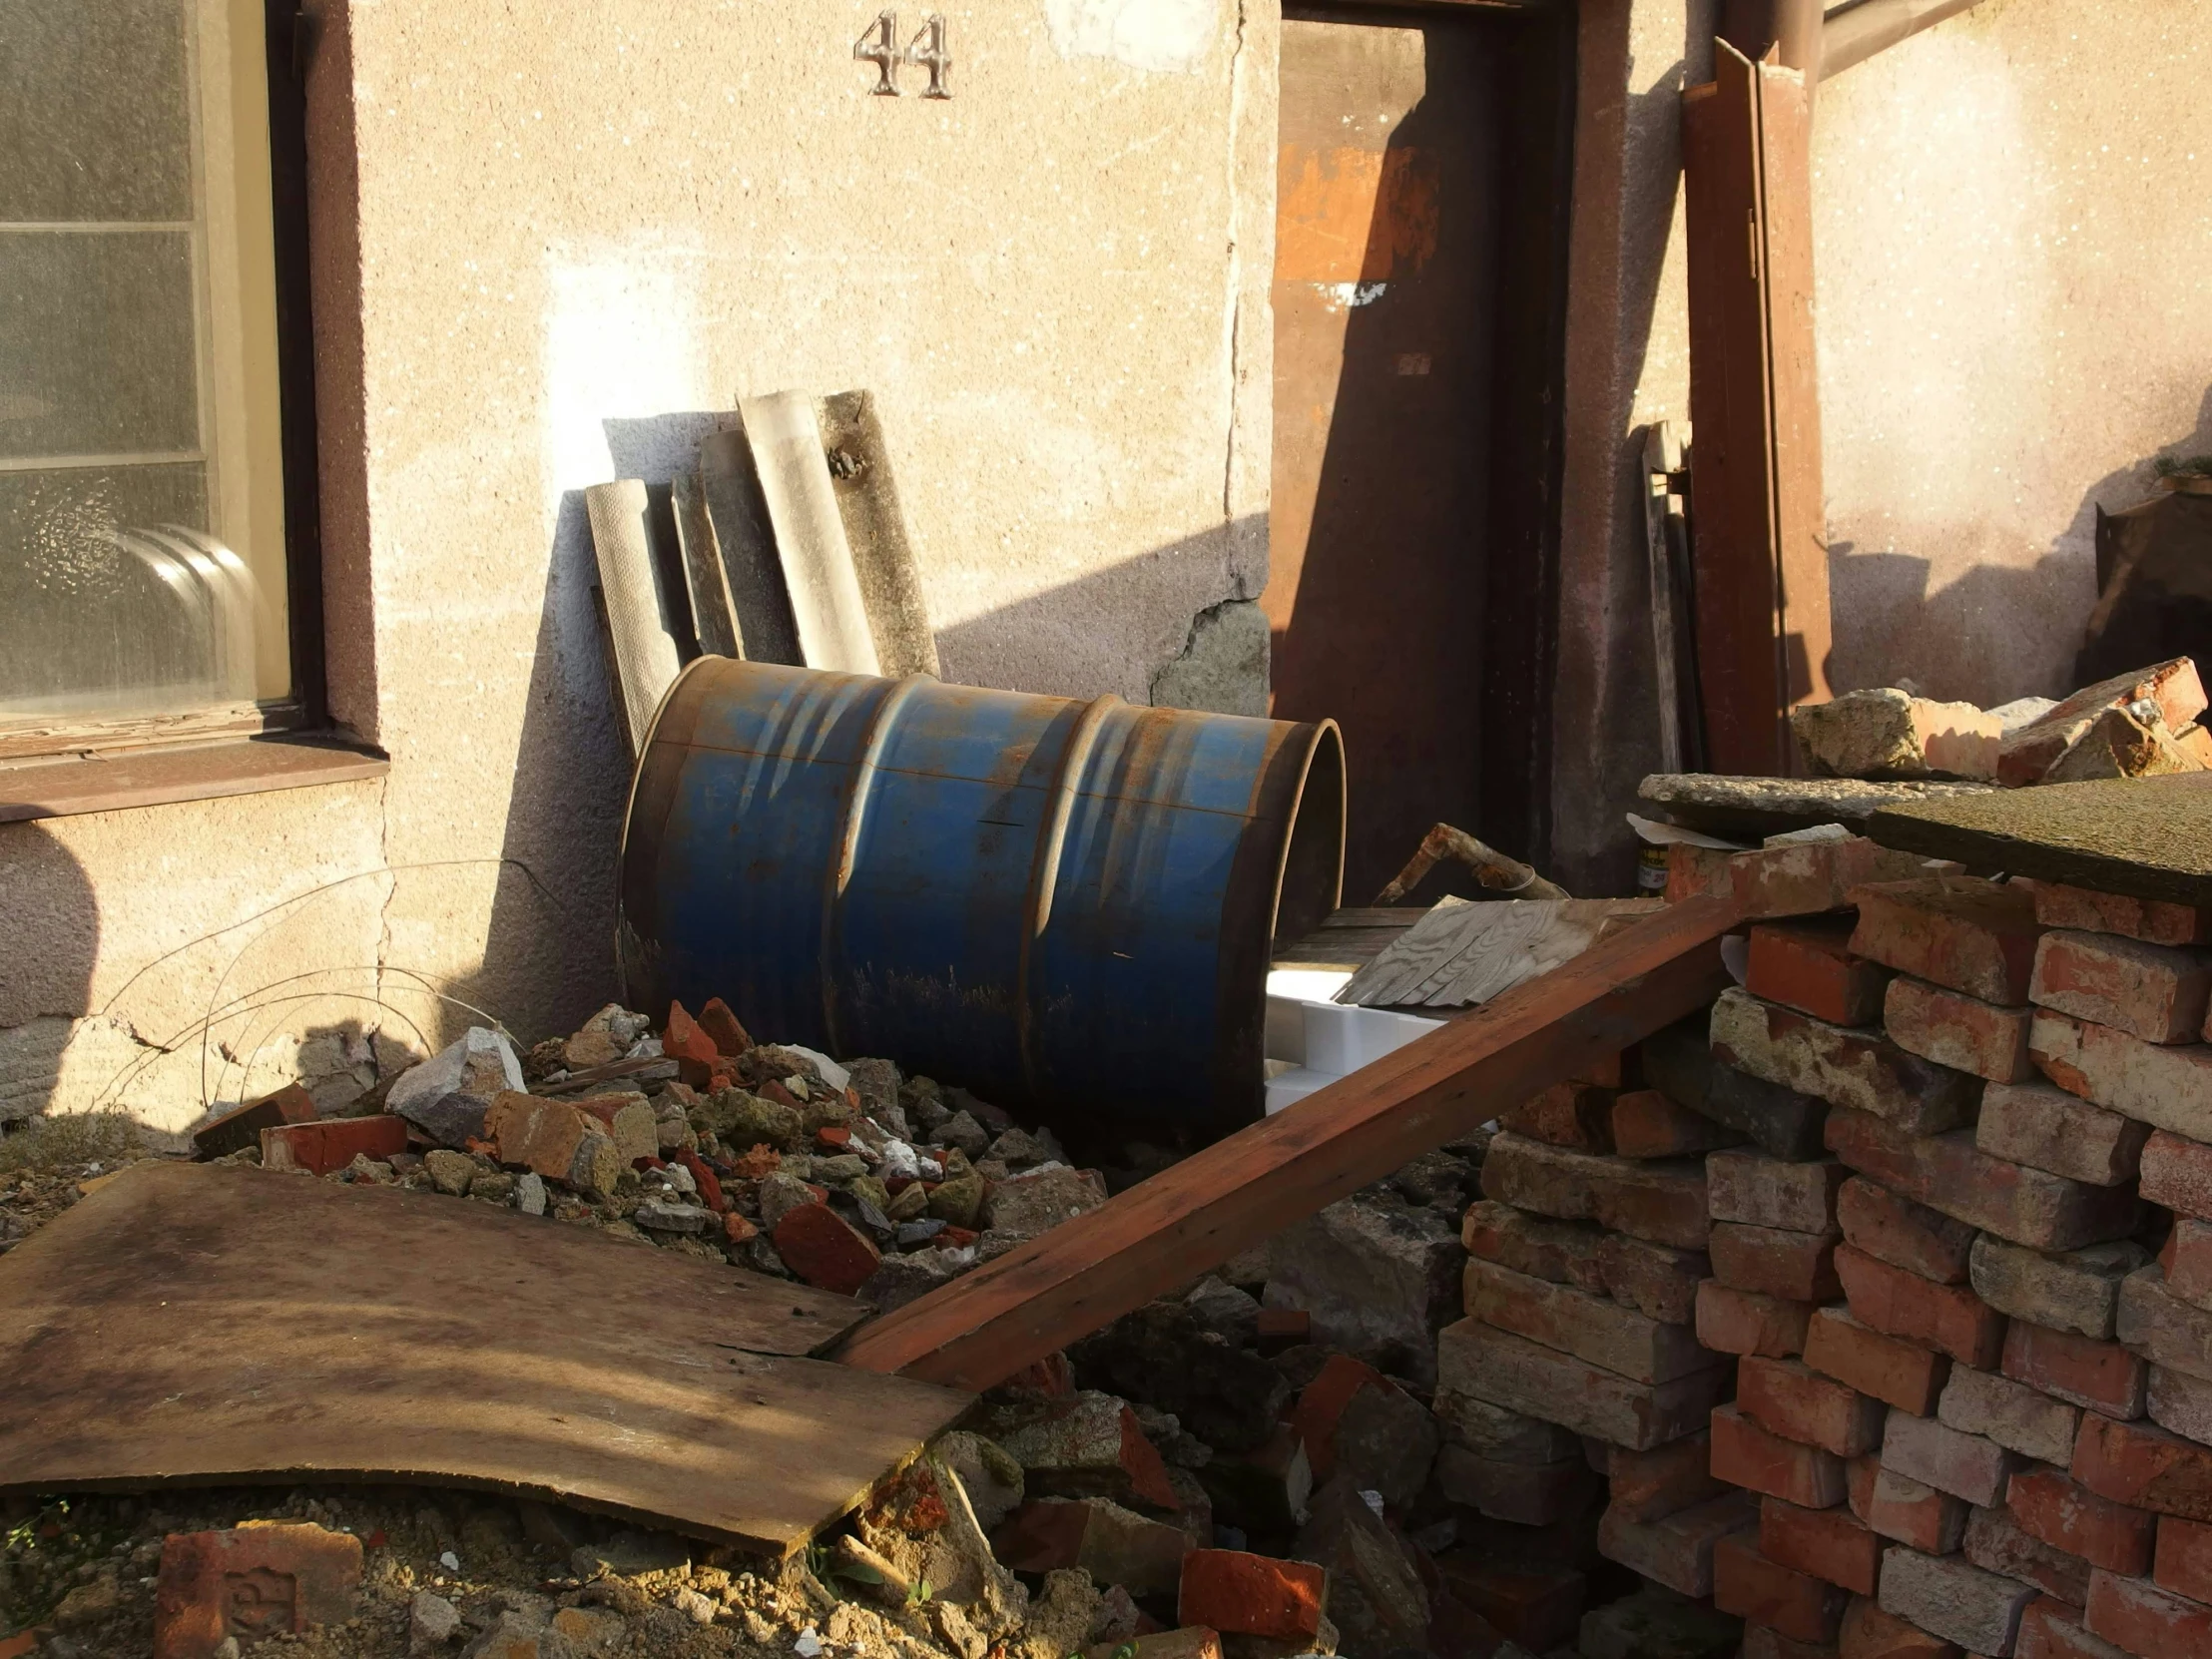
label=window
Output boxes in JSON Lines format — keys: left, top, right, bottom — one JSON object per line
{"left": 1, "top": 0, "right": 293, "bottom": 739}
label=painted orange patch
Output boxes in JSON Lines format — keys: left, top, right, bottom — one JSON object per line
{"left": 1275, "top": 144, "right": 1439, "bottom": 283}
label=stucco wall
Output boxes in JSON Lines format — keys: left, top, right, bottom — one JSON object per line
{"left": 1, "top": 0, "right": 1277, "bottom": 1136}
{"left": 1815, "top": 0, "right": 2212, "bottom": 708}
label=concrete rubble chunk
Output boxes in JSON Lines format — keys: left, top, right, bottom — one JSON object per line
{"left": 1792, "top": 688, "right": 2002, "bottom": 782}
{"left": 1069, "top": 1300, "right": 1291, "bottom": 1456}
{"left": 998, "top": 1390, "right": 1180, "bottom": 1510}
{"left": 1184, "top": 1276, "right": 1262, "bottom": 1348}
{"left": 1264, "top": 1189, "right": 1464, "bottom": 1385}
{"left": 1331, "top": 1372, "right": 1440, "bottom": 1510}
{"left": 388, "top": 1026, "right": 526, "bottom": 1147}
{"left": 982, "top": 1164, "right": 1110, "bottom": 1238}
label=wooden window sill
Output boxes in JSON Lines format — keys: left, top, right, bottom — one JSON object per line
{"left": 0, "top": 735, "right": 388, "bottom": 824}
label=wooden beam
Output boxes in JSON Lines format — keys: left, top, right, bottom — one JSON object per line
{"left": 834, "top": 895, "right": 1743, "bottom": 1389}
{"left": 1821, "top": 0, "right": 1982, "bottom": 80}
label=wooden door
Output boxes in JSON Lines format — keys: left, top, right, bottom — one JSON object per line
{"left": 1266, "top": 11, "right": 1503, "bottom": 901}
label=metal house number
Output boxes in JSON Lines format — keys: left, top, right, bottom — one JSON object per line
{"left": 853, "top": 11, "right": 951, "bottom": 99}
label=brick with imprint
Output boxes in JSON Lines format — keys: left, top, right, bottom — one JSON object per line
{"left": 2030, "top": 928, "right": 2212, "bottom": 1045}
{"left": 1974, "top": 1079, "right": 2149, "bottom": 1188}
{"left": 1713, "top": 986, "right": 1980, "bottom": 1135}
{"left": 156, "top": 1523, "right": 362, "bottom": 1659}
{"left": 1883, "top": 974, "right": 2034, "bottom": 1083}
{"left": 1848, "top": 876, "right": 2046, "bottom": 1004}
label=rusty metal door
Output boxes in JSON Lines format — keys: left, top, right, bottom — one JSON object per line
{"left": 1266, "top": 11, "right": 1502, "bottom": 901}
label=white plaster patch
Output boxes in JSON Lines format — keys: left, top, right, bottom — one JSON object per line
{"left": 541, "top": 246, "right": 713, "bottom": 494}
{"left": 1045, "top": 0, "right": 1220, "bottom": 74}
{"left": 1314, "top": 280, "right": 1386, "bottom": 311}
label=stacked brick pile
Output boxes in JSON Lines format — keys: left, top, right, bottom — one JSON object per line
{"left": 1673, "top": 850, "right": 2212, "bottom": 1658}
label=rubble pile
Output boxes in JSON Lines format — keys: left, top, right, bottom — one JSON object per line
{"left": 1610, "top": 830, "right": 2212, "bottom": 1657}
{"left": 1789, "top": 656, "right": 2211, "bottom": 788}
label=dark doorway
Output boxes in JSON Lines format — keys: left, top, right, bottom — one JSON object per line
{"left": 1265, "top": 4, "right": 1574, "bottom": 901}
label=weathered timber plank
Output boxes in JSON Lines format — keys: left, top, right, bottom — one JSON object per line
{"left": 834, "top": 895, "right": 1743, "bottom": 1388}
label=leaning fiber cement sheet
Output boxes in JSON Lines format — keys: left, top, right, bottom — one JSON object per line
{"left": 0, "top": 1163, "right": 970, "bottom": 1555}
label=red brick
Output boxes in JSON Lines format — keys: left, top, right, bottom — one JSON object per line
{"left": 1595, "top": 1491, "right": 1756, "bottom": 1597}
{"left": 194, "top": 1083, "right": 316, "bottom": 1160}
{"left": 1963, "top": 1503, "right": 2092, "bottom": 1608}
{"left": 2032, "top": 882, "right": 2212, "bottom": 950}
{"left": 772, "top": 1203, "right": 880, "bottom": 1296}
{"left": 2149, "top": 1363, "right": 2212, "bottom": 1445}
{"left": 1479, "top": 1133, "right": 1712, "bottom": 1249}
{"left": 1700, "top": 1280, "right": 1817, "bottom": 1358}
{"left": 1713, "top": 1401, "right": 1851, "bottom": 1507}
{"left": 1848, "top": 876, "right": 2046, "bottom": 1004}
{"left": 1714, "top": 987, "right": 1978, "bottom": 1135}
{"left": 1714, "top": 1531, "right": 1850, "bottom": 1644}
{"left": 1435, "top": 1319, "right": 1730, "bottom": 1451}
{"left": 1500, "top": 1081, "right": 1618, "bottom": 1152}
{"left": 2141, "top": 1131, "right": 2212, "bottom": 1221}
{"left": 1571, "top": 1049, "right": 1640, "bottom": 1089}
{"left": 1606, "top": 1430, "right": 1728, "bottom": 1522}
{"left": 1255, "top": 1307, "right": 1308, "bottom": 1355}
{"left": 1711, "top": 1151, "right": 1851, "bottom": 1233}
{"left": 1436, "top": 1444, "right": 1601, "bottom": 1525}
{"left": 1730, "top": 836, "right": 1938, "bottom": 921}
{"left": 1976, "top": 1081, "right": 2150, "bottom": 1189}
{"left": 1841, "top": 1594, "right": 1960, "bottom": 1658}
{"left": 1742, "top": 1356, "right": 1890, "bottom": 1457}
{"left": 1750, "top": 917, "right": 1896, "bottom": 1025}
{"left": 2007, "top": 1464, "right": 2156, "bottom": 1575}
{"left": 2073, "top": 1414, "right": 2212, "bottom": 1522}
{"left": 696, "top": 995, "right": 754, "bottom": 1057}
{"left": 1838, "top": 1176, "right": 1977, "bottom": 1286}
{"left": 1463, "top": 1257, "right": 1717, "bottom": 1385}
{"left": 1764, "top": 1495, "right": 1884, "bottom": 1595}
{"left": 721, "top": 1211, "right": 758, "bottom": 1244}
{"left": 1611, "top": 1088, "right": 1742, "bottom": 1159}
{"left": 663, "top": 999, "right": 722, "bottom": 1085}
{"left": 259, "top": 1114, "right": 408, "bottom": 1176}
{"left": 1998, "top": 658, "right": 2208, "bottom": 787}
{"left": 2084, "top": 1566, "right": 2212, "bottom": 1659}
{"left": 1825, "top": 1110, "right": 2142, "bottom": 1253}
{"left": 1836, "top": 1244, "right": 2007, "bottom": 1369}
{"left": 2003, "top": 1321, "right": 2148, "bottom": 1420}
{"left": 156, "top": 1523, "right": 362, "bottom": 1658}
{"left": 1742, "top": 1622, "right": 1845, "bottom": 1659}
{"left": 1178, "top": 1550, "right": 1325, "bottom": 1641}
{"left": 1883, "top": 975, "right": 2034, "bottom": 1083}
{"left": 1668, "top": 840, "right": 1736, "bottom": 903}
{"left": 1292, "top": 1354, "right": 1389, "bottom": 1481}
{"left": 2014, "top": 1594, "right": 2123, "bottom": 1659}
{"left": 2028, "top": 1008, "right": 2212, "bottom": 1144}
{"left": 1879, "top": 1546, "right": 2037, "bottom": 1655}
{"left": 1461, "top": 1199, "right": 1607, "bottom": 1295}
{"left": 1883, "top": 1411, "right": 2020, "bottom": 1506}
{"left": 1807, "top": 1306, "right": 1952, "bottom": 1415}
{"left": 2164, "top": 1220, "right": 2212, "bottom": 1312}
{"left": 2153, "top": 1513, "right": 2212, "bottom": 1604}
{"left": 2032, "top": 930, "right": 2212, "bottom": 1046}
{"left": 995, "top": 1499, "right": 1193, "bottom": 1597}
{"left": 1851, "top": 1457, "right": 1969, "bottom": 1553}
{"left": 1596, "top": 1233, "right": 1711, "bottom": 1325}
{"left": 1715, "top": 1223, "right": 1846, "bottom": 1303}
{"left": 1430, "top": 1559, "right": 1585, "bottom": 1651}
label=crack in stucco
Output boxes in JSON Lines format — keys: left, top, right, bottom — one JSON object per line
{"left": 1221, "top": 0, "right": 1251, "bottom": 529}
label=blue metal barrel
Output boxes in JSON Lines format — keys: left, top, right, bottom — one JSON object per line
{"left": 618, "top": 659, "right": 1345, "bottom": 1134}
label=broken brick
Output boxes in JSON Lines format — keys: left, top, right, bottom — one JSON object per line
{"left": 1878, "top": 1545, "right": 2035, "bottom": 1656}
{"left": 1712, "top": 1401, "right": 1851, "bottom": 1507}
{"left": 482, "top": 1092, "right": 623, "bottom": 1196}
{"left": 1177, "top": 1550, "right": 1325, "bottom": 1641}
{"left": 2031, "top": 929, "right": 2212, "bottom": 1046}
{"left": 1741, "top": 1355, "right": 1889, "bottom": 1457}
{"left": 2072, "top": 1414, "right": 2212, "bottom": 1522}
{"left": 1848, "top": 876, "right": 2046, "bottom": 1004}
{"left": 1712, "top": 986, "right": 1979, "bottom": 1135}
{"left": 995, "top": 1498, "right": 1194, "bottom": 1598}
{"left": 1882, "top": 975, "right": 2034, "bottom": 1083}
{"left": 155, "top": 1523, "right": 362, "bottom": 1659}
{"left": 2028, "top": 1009, "right": 2212, "bottom": 1144}
{"left": 2004, "top": 1321, "right": 2148, "bottom": 1420}
{"left": 1837, "top": 1176, "right": 1977, "bottom": 1286}
{"left": 2005, "top": 1463, "right": 2154, "bottom": 1575}
{"left": 1838, "top": 1244, "right": 2006, "bottom": 1369}
{"left": 1999, "top": 659, "right": 2208, "bottom": 786}
{"left": 1715, "top": 1530, "right": 1849, "bottom": 1644}
{"left": 1291, "top": 1354, "right": 1389, "bottom": 1480}
{"left": 1611, "top": 1088, "right": 1742, "bottom": 1159}
{"left": 696, "top": 996, "right": 753, "bottom": 1057}
{"left": 772, "top": 1203, "right": 880, "bottom": 1297}
{"left": 1462, "top": 1257, "right": 1719, "bottom": 1384}
{"left": 1594, "top": 1490, "right": 1755, "bottom": 1598}
{"left": 1710, "top": 1152, "right": 1850, "bottom": 1234}
{"left": 1764, "top": 1494, "right": 1884, "bottom": 1595}
{"left": 259, "top": 1115, "right": 407, "bottom": 1177}
{"left": 1975, "top": 1080, "right": 2150, "bottom": 1189}
{"left": 1805, "top": 1306, "right": 1951, "bottom": 1415}
{"left": 1825, "top": 1110, "right": 2141, "bottom": 1252}
{"left": 193, "top": 1083, "right": 315, "bottom": 1161}
{"left": 1713, "top": 1223, "right": 1844, "bottom": 1303}
{"left": 2031, "top": 881, "right": 2212, "bottom": 949}
{"left": 2083, "top": 1565, "right": 2212, "bottom": 1658}
{"left": 662, "top": 999, "right": 721, "bottom": 1086}
{"left": 1749, "top": 916, "right": 1896, "bottom": 1026}
{"left": 1698, "top": 1280, "right": 1817, "bottom": 1359}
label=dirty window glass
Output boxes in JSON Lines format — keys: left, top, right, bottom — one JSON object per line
{"left": 0, "top": 0, "right": 290, "bottom": 731}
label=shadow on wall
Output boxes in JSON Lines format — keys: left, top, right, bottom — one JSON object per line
{"left": 0, "top": 824, "right": 98, "bottom": 1125}
{"left": 1827, "top": 386, "right": 2212, "bottom": 706}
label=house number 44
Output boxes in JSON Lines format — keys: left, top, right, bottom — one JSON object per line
{"left": 854, "top": 11, "right": 951, "bottom": 99}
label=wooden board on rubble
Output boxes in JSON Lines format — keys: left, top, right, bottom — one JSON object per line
{"left": 1271, "top": 906, "right": 1424, "bottom": 972}
{"left": 1336, "top": 896, "right": 1665, "bottom": 1009}
{"left": 1867, "top": 772, "right": 2212, "bottom": 907}
{"left": 0, "top": 1162, "right": 970, "bottom": 1556}
{"left": 835, "top": 893, "right": 1742, "bottom": 1390}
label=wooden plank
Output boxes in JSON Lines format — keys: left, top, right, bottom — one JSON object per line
{"left": 1683, "top": 44, "right": 1831, "bottom": 776}
{"left": 1866, "top": 774, "right": 2212, "bottom": 908}
{"left": 1341, "top": 896, "right": 1666, "bottom": 1009}
{"left": 0, "top": 737, "right": 387, "bottom": 824}
{"left": 1272, "top": 907, "right": 1425, "bottom": 972}
{"left": 834, "top": 894, "right": 1742, "bottom": 1389}
{"left": 0, "top": 1163, "right": 970, "bottom": 1555}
